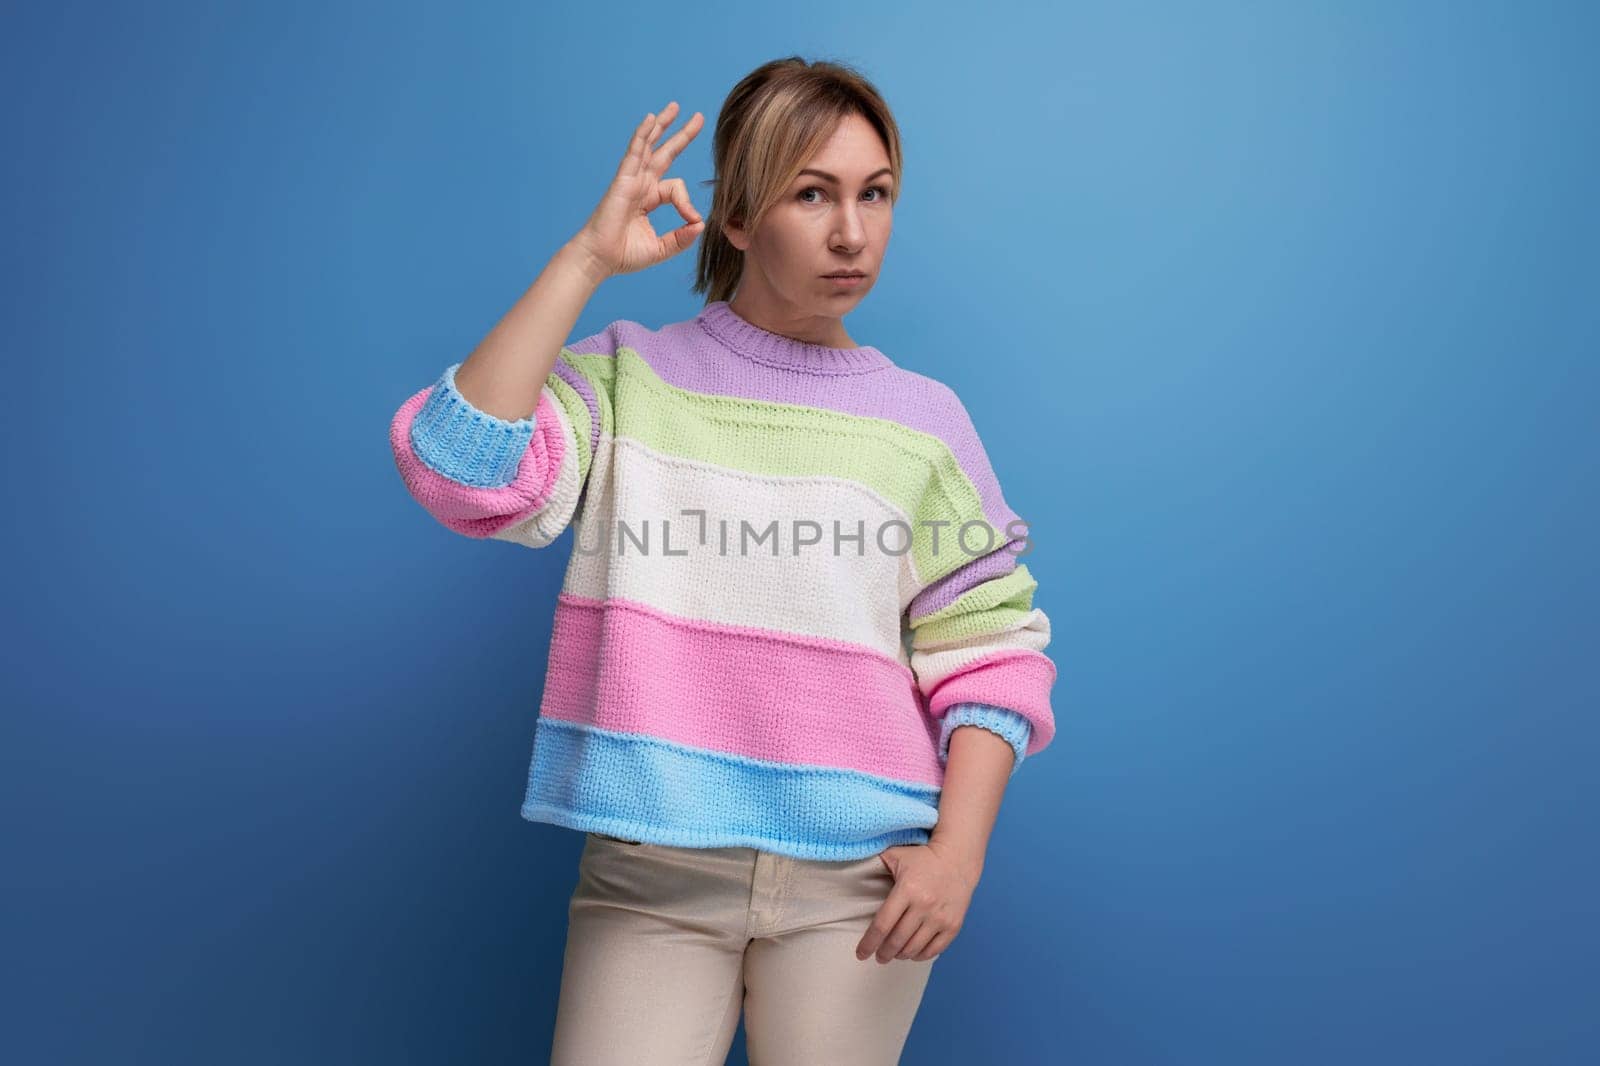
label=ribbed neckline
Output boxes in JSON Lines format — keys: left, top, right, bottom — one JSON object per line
{"left": 695, "top": 300, "right": 893, "bottom": 375}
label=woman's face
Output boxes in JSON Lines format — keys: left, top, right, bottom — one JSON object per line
{"left": 724, "top": 113, "right": 894, "bottom": 330}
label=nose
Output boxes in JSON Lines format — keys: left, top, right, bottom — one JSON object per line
{"left": 830, "top": 204, "right": 867, "bottom": 253}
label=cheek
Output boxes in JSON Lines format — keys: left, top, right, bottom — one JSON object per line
{"left": 769, "top": 225, "right": 820, "bottom": 263}
{"left": 753, "top": 214, "right": 808, "bottom": 253}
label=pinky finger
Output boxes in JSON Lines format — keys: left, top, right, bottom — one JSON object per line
{"left": 912, "top": 930, "right": 953, "bottom": 962}
{"left": 617, "top": 112, "right": 654, "bottom": 177}
{"left": 897, "top": 926, "right": 939, "bottom": 960}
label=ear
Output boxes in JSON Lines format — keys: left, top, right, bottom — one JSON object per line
{"left": 722, "top": 216, "right": 750, "bottom": 252}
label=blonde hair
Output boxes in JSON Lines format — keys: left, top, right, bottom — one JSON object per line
{"left": 692, "top": 57, "right": 903, "bottom": 305}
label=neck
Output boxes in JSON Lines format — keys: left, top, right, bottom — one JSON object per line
{"left": 729, "top": 291, "right": 857, "bottom": 348}
{"left": 695, "top": 300, "right": 892, "bottom": 376}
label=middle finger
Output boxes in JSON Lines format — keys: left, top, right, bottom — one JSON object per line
{"left": 644, "top": 101, "right": 678, "bottom": 152}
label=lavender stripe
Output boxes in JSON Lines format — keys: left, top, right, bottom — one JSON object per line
{"left": 907, "top": 544, "right": 1021, "bottom": 622}
{"left": 596, "top": 315, "right": 1023, "bottom": 532}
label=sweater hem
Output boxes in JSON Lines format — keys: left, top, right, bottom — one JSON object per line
{"left": 520, "top": 804, "right": 931, "bottom": 862}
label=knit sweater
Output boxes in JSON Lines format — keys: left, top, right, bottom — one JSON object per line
{"left": 388, "top": 299, "right": 1057, "bottom": 861}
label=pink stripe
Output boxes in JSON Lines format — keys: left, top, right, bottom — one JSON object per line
{"left": 388, "top": 384, "right": 567, "bottom": 537}
{"left": 922, "top": 649, "right": 1058, "bottom": 756}
{"left": 537, "top": 594, "right": 947, "bottom": 785}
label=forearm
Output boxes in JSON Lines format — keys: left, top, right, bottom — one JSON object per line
{"left": 452, "top": 240, "right": 610, "bottom": 422}
{"left": 928, "top": 724, "right": 1017, "bottom": 881}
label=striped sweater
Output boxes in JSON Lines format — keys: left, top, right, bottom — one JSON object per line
{"left": 388, "top": 299, "right": 1056, "bottom": 861}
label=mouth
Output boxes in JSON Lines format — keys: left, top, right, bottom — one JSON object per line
{"left": 822, "top": 271, "right": 867, "bottom": 278}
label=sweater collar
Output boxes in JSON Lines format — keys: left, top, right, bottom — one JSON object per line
{"left": 695, "top": 300, "right": 893, "bottom": 375}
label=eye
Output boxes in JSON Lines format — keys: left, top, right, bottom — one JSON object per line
{"left": 799, "top": 184, "right": 893, "bottom": 203}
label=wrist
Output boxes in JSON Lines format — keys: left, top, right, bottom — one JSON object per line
{"left": 561, "top": 236, "right": 614, "bottom": 288}
{"left": 928, "top": 833, "right": 986, "bottom": 884}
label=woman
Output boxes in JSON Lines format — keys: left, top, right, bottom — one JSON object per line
{"left": 389, "top": 57, "right": 1056, "bottom": 1065}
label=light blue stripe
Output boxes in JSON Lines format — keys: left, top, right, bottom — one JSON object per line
{"left": 520, "top": 718, "right": 940, "bottom": 861}
{"left": 409, "top": 362, "right": 537, "bottom": 487}
{"left": 939, "top": 703, "right": 1032, "bottom": 777}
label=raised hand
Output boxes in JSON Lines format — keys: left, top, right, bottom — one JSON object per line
{"left": 572, "top": 102, "right": 706, "bottom": 281}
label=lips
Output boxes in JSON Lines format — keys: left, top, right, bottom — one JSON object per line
{"left": 823, "top": 272, "right": 866, "bottom": 278}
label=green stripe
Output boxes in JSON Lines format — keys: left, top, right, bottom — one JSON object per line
{"left": 565, "top": 347, "right": 999, "bottom": 583}
{"left": 909, "top": 564, "right": 1038, "bottom": 645}
{"left": 559, "top": 349, "right": 617, "bottom": 440}
{"left": 546, "top": 371, "right": 592, "bottom": 486}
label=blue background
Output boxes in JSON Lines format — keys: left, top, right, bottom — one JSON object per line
{"left": 4, "top": 1, "right": 1595, "bottom": 1062}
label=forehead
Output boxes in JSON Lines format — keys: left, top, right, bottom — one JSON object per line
{"left": 800, "top": 113, "right": 891, "bottom": 178}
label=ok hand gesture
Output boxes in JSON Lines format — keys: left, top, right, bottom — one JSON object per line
{"left": 572, "top": 102, "right": 706, "bottom": 281}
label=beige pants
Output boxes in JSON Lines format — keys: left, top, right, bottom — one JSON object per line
{"left": 550, "top": 832, "right": 938, "bottom": 1065}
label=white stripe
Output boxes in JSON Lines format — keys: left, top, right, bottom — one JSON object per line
{"left": 909, "top": 609, "right": 1052, "bottom": 694}
{"left": 558, "top": 432, "right": 925, "bottom": 659}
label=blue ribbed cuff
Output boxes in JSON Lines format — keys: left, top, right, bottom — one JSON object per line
{"left": 939, "top": 703, "right": 1032, "bottom": 777}
{"left": 408, "top": 362, "right": 538, "bottom": 488}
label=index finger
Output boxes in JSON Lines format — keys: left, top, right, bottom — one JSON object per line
{"left": 855, "top": 891, "right": 911, "bottom": 960}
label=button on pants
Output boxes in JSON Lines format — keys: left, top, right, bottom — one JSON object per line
{"left": 549, "top": 832, "right": 938, "bottom": 1065}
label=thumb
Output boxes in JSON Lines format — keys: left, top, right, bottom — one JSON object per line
{"left": 659, "top": 179, "right": 704, "bottom": 257}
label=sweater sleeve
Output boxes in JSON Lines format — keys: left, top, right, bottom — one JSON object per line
{"left": 939, "top": 702, "right": 1034, "bottom": 778}
{"left": 387, "top": 323, "right": 618, "bottom": 548}
{"left": 905, "top": 392, "right": 1056, "bottom": 776}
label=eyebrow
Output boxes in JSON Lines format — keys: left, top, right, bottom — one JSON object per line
{"left": 797, "top": 167, "right": 893, "bottom": 184}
